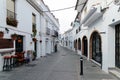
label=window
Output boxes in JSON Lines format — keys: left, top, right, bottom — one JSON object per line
{"left": 32, "top": 13, "right": 36, "bottom": 24}
{"left": 78, "top": 38, "right": 81, "bottom": 50}
{"left": 32, "top": 13, "right": 37, "bottom": 37}
{"left": 76, "top": 30, "right": 78, "bottom": 34}
{"left": 6, "top": 0, "right": 17, "bottom": 27}
{"left": 79, "top": 27, "right": 81, "bottom": 32}
{"left": 92, "top": 32, "right": 102, "bottom": 64}
{"left": 7, "top": 0, "right": 15, "bottom": 18}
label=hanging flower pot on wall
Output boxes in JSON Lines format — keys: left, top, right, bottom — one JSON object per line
{"left": 40, "top": 40, "right": 42, "bottom": 43}
{"left": 0, "top": 31, "right": 4, "bottom": 39}
{"left": 32, "top": 38, "right": 37, "bottom": 42}
{"left": 6, "top": 17, "right": 18, "bottom": 27}
{"left": 11, "top": 33, "right": 17, "bottom": 40}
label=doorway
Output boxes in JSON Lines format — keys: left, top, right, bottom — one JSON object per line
{"left": 115, "top": 24, "right": 120, "bottom": 68}
{"left": 92, "top": 32, "right": 102, "bottom": 64}
{"left": 82, "top": 36, "right": 88, "bottom": 57}
{"left": 15, "top": 35, "right": 23, "bottom": 52}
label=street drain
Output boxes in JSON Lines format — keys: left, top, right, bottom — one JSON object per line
{"left": 25, "top": 64, "right": 36, "bottom": 67}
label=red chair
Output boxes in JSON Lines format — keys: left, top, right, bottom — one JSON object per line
{"left": 11, "top": 55, "right": 18, "bottom": 67}
{"left": 16, "top": 52, "right": 25, "bottom": 66}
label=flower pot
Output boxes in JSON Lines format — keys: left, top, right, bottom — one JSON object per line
{"left": 6, "top": 17, "right": 18, "bottom": 27}
{"left": 32, "top": 38, "right": 37, "bottom": 42}
{"left": 11, "top": 34, "right": 17, "bottom": 40}
{"left": 0, "top": 32, "right": 4, "bottom": 39}
{"left": 40, "top": 40, "right": 42, "bottom": 43}
{"left": 11, "top": 36, "right": 17, "bottom": 40}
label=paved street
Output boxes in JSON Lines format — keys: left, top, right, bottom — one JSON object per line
{"left": 0, "top": 46, "right": 119, "bottom": 80}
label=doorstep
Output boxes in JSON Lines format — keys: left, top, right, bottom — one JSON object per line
{"left": 109, "top": 68, "right": 120, "bottom": 79}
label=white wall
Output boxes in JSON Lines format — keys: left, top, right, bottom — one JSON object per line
{"left": 75, "top": 0, "right": 120, "bottom": 72}
{"left": 16, "top": 0, "right": 41, "bottom": 58}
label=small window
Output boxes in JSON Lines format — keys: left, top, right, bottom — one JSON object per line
{"left": 32, "top": 13, "right": 36, "bottom": 24}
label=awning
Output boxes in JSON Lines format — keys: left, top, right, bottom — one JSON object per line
{"left": 81, "top": 6, "right": 103, "bottom": 26}
{"left": 81, "top": 7, "right": 97, "bottom": 24}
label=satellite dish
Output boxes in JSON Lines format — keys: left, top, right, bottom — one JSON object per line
{"left": 114, "top": 0, "right": 120, "bottom": 5}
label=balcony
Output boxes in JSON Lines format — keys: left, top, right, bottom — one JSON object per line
{"left": 6, "top": 9, "right": 18, "bottom": 27}
{"left": 81, "top": 6, "right": 103, "bottom": 27}
{"left": 51, "top": 30, "right": 58, "bottom": 37}
{"left": 46, "top": 27, "right": 50, "bottom": 35}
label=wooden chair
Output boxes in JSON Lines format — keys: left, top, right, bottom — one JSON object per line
{"left": 16, "top": 51, "right": 25, "bottom": 65}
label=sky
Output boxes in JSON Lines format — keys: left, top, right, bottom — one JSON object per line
{"left": 43, "top": 0, "right": 77, "bottom": 34}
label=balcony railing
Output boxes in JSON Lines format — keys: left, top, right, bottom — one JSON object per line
{"left": 52, "top": 30, "right": 58, "bottom": 37}
{"left": 55, "top": 31, "right": 58, "bottom": 37}
{"left": 6, "top": 9, "right": 18, "bottom": 27}
{"left": 46, "top": 27, "right": 50, "bottom": 35}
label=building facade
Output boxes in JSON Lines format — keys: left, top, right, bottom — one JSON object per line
{"left": 0, "top": 0, "right": 59, "bottom": 71}
{"left": 74, "top": 0, "right": 120, "bottom": 73}
{"left": 62, "top": 0, "right": 120, "bottom": 73}
{"left": 61, "top": 29, "right": 73, "bottom": 49}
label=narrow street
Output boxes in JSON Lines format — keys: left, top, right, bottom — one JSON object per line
{"left": 0, "top": 46, "right": 80, "bottom": 80}
{"left": 0, "top": 46, "right": 118, "bottom": 80}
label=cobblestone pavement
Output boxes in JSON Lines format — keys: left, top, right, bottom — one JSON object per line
{"left": 0, "top": 46, "right": 119, "bottom": 80}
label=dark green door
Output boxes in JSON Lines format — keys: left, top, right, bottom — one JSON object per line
{"left": 115, "top": 24, "right": 120, "bottom": 68}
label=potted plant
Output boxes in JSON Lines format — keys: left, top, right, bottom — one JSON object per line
{"left": 0, "top": 31, "right": 4, "bottom": 38}
{"left": 32, "top": 51, "right": 36, "bottom": 61}
{"left": 32, "top": 24, "right": 37, "bottom": 37}
{"left": 6, "top": 17, "right": 18, "bottom": 27}
{"left": 32, "top": 38, "right": 37, "bottom": 42}
{"left": 11, "top": 33, "right": 17, "bottom": 40}
{"left": 40, "top": 40, "right": 42, "bottom": 43}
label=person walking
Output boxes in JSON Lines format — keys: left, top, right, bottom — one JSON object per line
{"left": 54, "top": 44, "right": 57, "bottom": 52}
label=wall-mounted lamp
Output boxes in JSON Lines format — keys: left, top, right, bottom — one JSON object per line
{"left": 100, "top": 32, "right": 106, "bottom": 34}
{"left": 112, "top": 19, "right": 115, "bottom": 22}
{"left": 5, "top": 28, "right": 9, "bottom": 34}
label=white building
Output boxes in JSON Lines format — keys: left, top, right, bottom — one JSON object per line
{"left": 61, "top": 29, "right": 73, "bottom": 49}
{"left": 36, "top": 0, "right": 59, "bottom": 56}
{"left": 74, "top": 0, "right": 120, "bottom": 73}
{"left": 0, "top": 0, "right": 59, "bottom": 71}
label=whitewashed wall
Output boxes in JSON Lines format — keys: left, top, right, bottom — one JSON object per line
{"left": 75, "top": 0, "right": 120, "bottom": 72}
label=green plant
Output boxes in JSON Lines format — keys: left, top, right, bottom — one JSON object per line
{"left": 0, "top": 31, "right": 4, "bottom": 38}
{"left": 32, "top": 37, "right": 37, "bottom": 42}
{"left": 6, "top": 17, "right": 18, "bottom": 27}
{"left": 32, "top": 23, "right": 37, "bottom": 37}
{"left": 11, "top": 33, "right": 17, "bottom": 40}
{"left": 0, "top": 31, "right": 4, "bottom": 34}
{"left": 11, "top": 33, "right": 17, "bottom": 36}
{"left": 32, "top": 51, "right": 36, "bottom": 60}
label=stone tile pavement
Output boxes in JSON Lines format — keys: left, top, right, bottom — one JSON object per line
{"left": 0, "top": 46, "right": 119, "bottom": 80}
